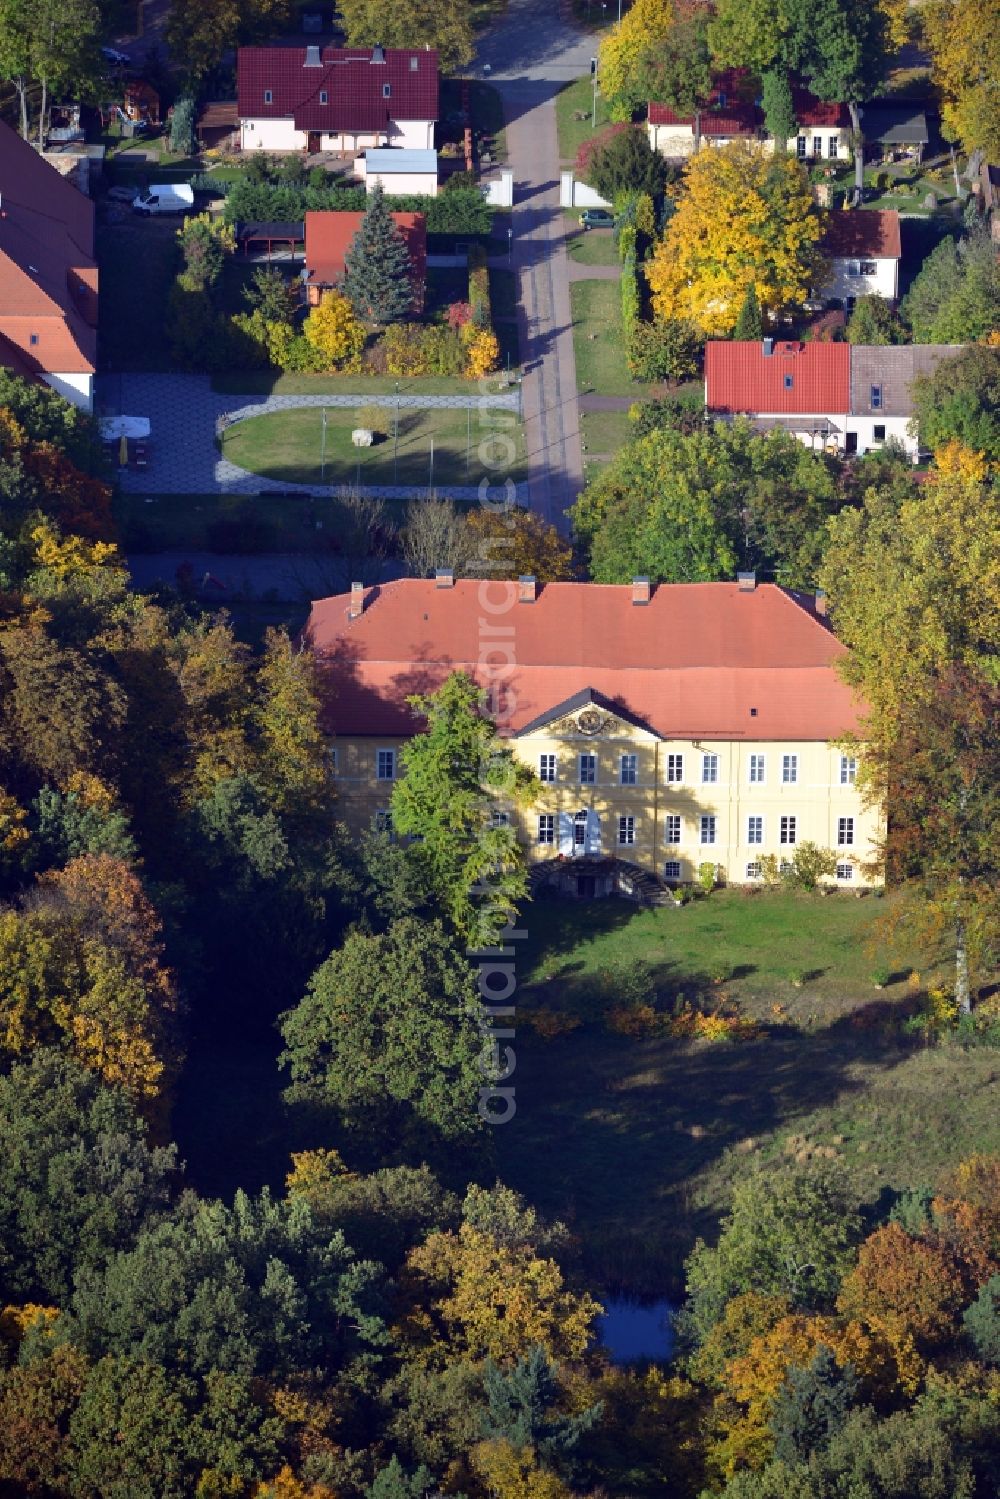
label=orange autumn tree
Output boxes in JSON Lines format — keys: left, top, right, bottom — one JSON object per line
{"left": 837, "top": 1222, "right": 967, "bottom": 1353}
{"left": 0, "top": 408, "right": 114, "bottom": 541}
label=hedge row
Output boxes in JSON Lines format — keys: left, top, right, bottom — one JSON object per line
{"left": 222, "top": 180, "right": 493, "bottom": 236}
{"left": 468, "top": 243, "right": 492, "bottom": 328}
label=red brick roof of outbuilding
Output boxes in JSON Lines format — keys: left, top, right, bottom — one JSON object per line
{"left": 304, "top": 209, "right": 427, "bottom": 289}
{"left": 706, "top": 340, "right": 851, "bottom": 415}
{"left": 304, "top": 580, "right": 864, "bottom": 741}
{"left": 821, "top": 209, "right": 901, "bottom": 260}
{"left": 237, "top": 46, "right": 439, "bottom": 131}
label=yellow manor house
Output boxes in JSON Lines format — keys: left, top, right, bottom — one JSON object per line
{"left": 305, "top": 574, "right": 882, "bottom": 894}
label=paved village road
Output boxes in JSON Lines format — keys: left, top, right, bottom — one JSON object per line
{"left": 474, "top": 1, "right": 600, "bottom": 532}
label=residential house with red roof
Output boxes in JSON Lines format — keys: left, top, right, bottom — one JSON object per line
{"left": 0, "top": 119, "right": 97, "bottom": 411}
{"left": 303, "top": 209, "right": 426, "bottom": 310}
{"left": 819, "top": 210, "right": 902, "bottom": 307}
{"left": 647, "top": 76, "right": 858, "bottom": 163}
{"left": 236, "top": 45, "right": 438, "bottom": 156}
{"left": 705, "top": 339, "right": 963, "bottom": 460}
{"left": 304, "top": 576, "right": 880, "bottom": 892}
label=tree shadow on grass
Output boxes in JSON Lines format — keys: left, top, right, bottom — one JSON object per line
{"left": 503, "top": 1003, "right": 922, "bottom": 1298}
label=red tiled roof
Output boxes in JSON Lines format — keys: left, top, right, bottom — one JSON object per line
{"left": 0, "top": 120, "right": 97, "bottom": 378}
{"left": 648, "top": 70, "right": 760, "bottom": 136}
{"left": 792, "top": 89, "right": 852, "bottom": 129}
{"left": 706, "top": 341, "right": 851, "bottom": 415}
{"left": 304, "top": 210, "right": 426, "bottom": 301}
{"left": 305, "top": 580, "right": 864, "bottom": 741}
{"left": 821, "top": 209, "right": 901, "bottom": 260}
{"left": 237, "top": 47, "right": 439, "bottom": 131}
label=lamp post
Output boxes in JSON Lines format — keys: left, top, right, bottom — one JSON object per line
{"left": 591, "top": 58, "right": 598, "bottom": 130}
{"left": 507, "top": 226, "right": 512, "bottom": 263}
{"left": 393, "top": 381, "right": 400, "bottom": 483}
{"left": 320, "top": 407, "right": 327, "bottom": 483}
{"left": 428, "top": 435, "right": 434, "bottom": 498}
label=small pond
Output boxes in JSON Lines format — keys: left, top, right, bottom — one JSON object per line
{"left": 597, "top": 1297, "right": 676, "bottom": 1363}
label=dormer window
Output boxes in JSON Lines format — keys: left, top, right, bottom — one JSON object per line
{"left": 29, "top": 333, "right": 39, "bottom": 346}
{"left": 263, "top": 89, "right": 273, "bottom": 104}
{"left": 718, "top": 91, "right": 727, "bottom": 107}
{"left": 410, "top": 57, "right": 418, "bottom": 70}
{"left": 382, "top": 83, "right": 391, "bottom": 98}
{"left": 870, "top": 384, "right": 882, "bottom": 410}
{"left": 783, "top": 373, "right": 793, "bottom": 390}
{"left": 320, "top": 90, "right": 328, "bottom": 103}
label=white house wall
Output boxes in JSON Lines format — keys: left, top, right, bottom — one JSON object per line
{"left": 43, "top": 371, "right": 93, "bottom": 412}
{"left": 241, "top": 117, "right": 434, "bottom": 153}
{"left": 241, "top": 117, "right": 303, "bottom": 151}
{"left": 389, "top": 119, "right": 435, "bottom": 150}
{"left": 824, "top": 255, "right": 899, "bottom": 305}
{"left": 363, "top": 170, "right": 438, "bottom": 196}
{"left": 749, "top": 410, "right": 918, "bottom": 461}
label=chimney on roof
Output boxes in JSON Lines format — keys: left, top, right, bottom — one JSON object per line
{"left": 435, "top": 568, "right": 454, "bottom": 588}
{"left": 371, "top": 43, "right": 386, "bottom": 63}
{"left": 737, "top": 571, "right": 756, "bottom": 592}
{"left": 518, "top": 575, "right": 536, "bottom": 604}
{"left": 348, "top": 581, "right": 365, "bottom": 619}
{"left": 304, "top": 44, "right": 322, "bottom": 66}
{"left": 631, "top": 576, "right": 651, "bottom": 605}
{"left": 815, "top": 589, "right": 828, "bottom": 616}
{"left": 762, "top": 337, "right": 774, "bottom": 357}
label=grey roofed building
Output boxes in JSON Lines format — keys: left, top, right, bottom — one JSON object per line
{"left": 861, "top": 101, "right": 930, "bottom": 146}
{"left": 849, "top": 345, "right": 964, "bottom": 415}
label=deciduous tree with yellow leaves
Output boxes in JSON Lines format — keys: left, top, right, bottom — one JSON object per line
{"left": 924, "top": 0, "right": 1000, "bottom": 159}
{"left": 303, "top": 290, "right": 366, "bottom": 371}
{"left": 645, "top": 141, "right": 823, "bottom": 336}
{"left": 598, "top": 0, "right": 683, "bottom": 116}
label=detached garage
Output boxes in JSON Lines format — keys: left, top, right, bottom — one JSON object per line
{"left": 359, "top": 147, "right": 438, "bottom": 197}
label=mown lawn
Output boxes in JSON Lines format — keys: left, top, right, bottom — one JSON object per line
{"left": 499, "top": 891, "right": 1000, "bottom": 1294}
{"left": 221, "top": 403, "right": 528, "bottom": 487}
{"left": 571, "top": 279, "right": 649, "bottom": 398}
{"left": 580, "top": 406, "right": 633, "bottom": 455}
{"left": 556, "top": 75, "right": 611, "bottom": 162}
{"left": 566, "top": 225, "right": 620, "bottom": 266}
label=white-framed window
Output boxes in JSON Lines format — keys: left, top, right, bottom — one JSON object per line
{"left": 836, "top": 862, "right": 854, "bottom": 881}
{"left": 782, "top": 754, "right": 798, "bottom": 784}
{"left": 780, "top": 815, "right": 797, "bottom": 845}
{"left": 579, "top": 753, "right": 596, "bottom": 784}
{"left": 840, "top": 754, "right": 857, "bottom": 785}
{"left": 664, "top": 814, "right": 681, "bottom": 845}
{"left": 263, "top": 89, "right": 273, "bottom": 103}
{"left": 374, "top": 809, "right": 394, "bottom": 838}
{"left": 666, "top": 752, "right": 684, "bottom": 783}
{"left": 870, "top": 384, "right": 882, "bottom": 410}
{"left": 491, "top": 810, "right": 510, "bottom": 827}
{"left": 319, "top": 89, "right": 328, "bottom": 103}
{"left": 573, "top": 810, "right": 587, "bottom": 846}
{"left": 828, "top": 134, "right": 839, "bottom": 157}
{"left": 620, "top": 753, "right": 638, "bottom": 785}
{"left": 702, "top": 753, "right": 719, "bottom": 784}
{"left": 664, "top": 860, "right": 681, "bottom": 881}
{"left": 873, "top": 423, "right": 886, "bottom": 442}
{"left": 376, "top": 748, "right": 396, "bottom": 781}
{"left": 796, "top": 135, "right": 807, "bottom": 159}
{"left": 747, "top": 815, "right": 763, "bottom": 845}
{"left": 837, "top": 816, "right": 855, "bottom": 846}
{"left": 859, "top": 260, "right": 877, "bottom": 276}
{"left": 539, "top": 753, "right": 557, "bottom": 783}
{"left": 537, "top": 814, "right": 554, "bottom": 845}
{"left": 812, "top": 134, "right": 822, "bottom": 156}
{"left": 618, "top": 816, "right": 635, "bottom": 846}
{"left": 784, "top": 373, "right": 794, "bottom": 390}
{"left": 780, "top": 858, "right": 793, "bottom": 875}
{"left": 382, "top": 82, "right": 392, "bottom": 98}
{"left": 700, "top": 815, "right": 716, "bottom": 846}
{"left": 746, "top": 860, "right": 762, "bottom": 879}
{"left": 749, "top": 753, "right": 766, "bottom": 784}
